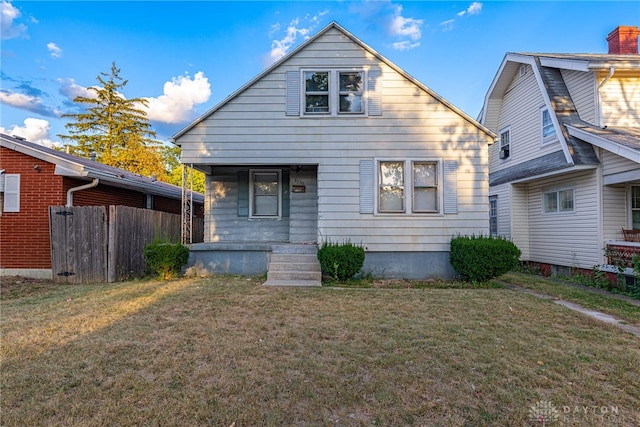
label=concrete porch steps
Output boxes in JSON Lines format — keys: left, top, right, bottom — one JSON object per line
{"left": 263, "top": 244, "right": 322, "bottom": 287}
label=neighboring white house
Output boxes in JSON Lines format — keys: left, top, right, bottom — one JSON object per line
{"left": 480, "top": 26, "right": 640, "bottom": 276}
{"left": 172, "top": 22, "right": 495, "bottom": 280}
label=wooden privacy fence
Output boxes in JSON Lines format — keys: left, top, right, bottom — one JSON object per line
{"left": 50, "top": 205, "right": 204, "bottom": 283}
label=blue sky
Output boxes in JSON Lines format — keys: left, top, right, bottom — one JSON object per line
{"left": 1, "top": 1, "right": 639, "bottom": 147}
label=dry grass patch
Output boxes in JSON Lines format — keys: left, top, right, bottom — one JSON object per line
{"left": 1, "top": 276, "right": 639, "bottom": 426}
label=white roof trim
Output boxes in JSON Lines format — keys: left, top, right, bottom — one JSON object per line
{"left": 566, "top": 125, "right": 640, "bottom": 164}
{"left": 604, "top": 169, "right": 640, "bottom": 185}
{"left": 539, "top": 57, "right": 589, "bottom": 72}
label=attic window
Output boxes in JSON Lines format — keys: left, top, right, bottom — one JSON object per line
{"left": 519, "top": 64, "right": 527, "bottom": 77}
{"left": 301, "top": 69, "right": 366, "bottom": 116}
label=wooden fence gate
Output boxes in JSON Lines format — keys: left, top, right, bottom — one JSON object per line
{"left": 49, "top": 206, "right": 108, "bottom": 283}
{"left": 49, "top": 205, "right": 203, "bottom": 283}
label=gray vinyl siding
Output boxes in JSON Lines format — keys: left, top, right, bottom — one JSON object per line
{"left": 205, "top": 170, "right": 290, "bottom": 243}
{"left": 178, "top": 27, "right": 492, "bottom": 251}
{"left": 526, "top": 171, "right": 601, "bottom": 268}
{"left": 289, "top": 169, "right": 318, "bottom": 243}
{"left": 561, "top": 69, "right": 596, "bottom": 125}
{"left": 600, "top": 73, "right": 640, "bottom": 127}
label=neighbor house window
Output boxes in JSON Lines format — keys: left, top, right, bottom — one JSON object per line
{"left": 250, "top": 170, "right": 281, "bottom": 218}
{"left": 499, "top": 128, "right": 510, "bottom": 159}
{"left": 541, "top": 108, "right": 556, "bottom": 142}
{"left": 543, "top": 188, "right": 574, "bottom": 213}
{"left": 489, "top": 196, "right": 498, "bottom": 236}
{"left": 631, "top": 186, "right": 640, "bottom": 229}
{"left": 303, "top": 69, "right": 365, "bottom": 116}
{"left": 378, "top": 160, "right": 439, "bottom": 214}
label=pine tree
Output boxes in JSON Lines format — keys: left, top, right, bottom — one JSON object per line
{"left": 58, "top": 62, "right": 165, "bottom": 178}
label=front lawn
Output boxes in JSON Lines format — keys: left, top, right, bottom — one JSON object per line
{"left": 1, "top": 276, "right": 639, "bottom": 426}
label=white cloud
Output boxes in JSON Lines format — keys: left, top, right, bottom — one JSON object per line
{"left": 392, "top": 40, "right": 420, "bottom": 51}
{"left": 0, "top": 118, "right": 60, "bottom": 147}
{"left": 440, "top": 19, "right": 455, "bottom": 31}
{"left": 47, "top": 42, "right": 62, "bottom": 58}
{"left": 1, "top": 0, "right": 27, "bottom": 39}
{"left": 143, "top": 72, "right": 211, "bottom": 124}
{"left": 266, "top": 12, "right": 327, "bottom": 66}
{"left": 467, "top": 2, "right": 483, "bottom": 15}
{"left": 389, "top": 5, "right": 423, "bottom": 42}
{"left": 0, "top": 90, "right": 61, "bottom": 117}
{"left": 58, "top": 78, "right": 95, "bottom": 101}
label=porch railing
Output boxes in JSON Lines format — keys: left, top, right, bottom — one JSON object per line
{"left": 605, "top": 240, "right": 640, "bottom": 269}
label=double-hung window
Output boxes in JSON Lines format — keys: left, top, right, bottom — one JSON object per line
{"left": 543, "top": 188, "right": 574, "bottom": 213}
{"left": 541, "top": 108, "right": 556, "bottom": 142}
{"left": 378, "top": 160, "right": 438, "bottom": 214}
{"left": 499, "top": 128, "right": 510, "bottom": 160}
{"left": 304, "top": 71, "right": 330, "bottom": 113}
{"left": 250, "top": 170, "right": 281, "bottom": 218}
{"left": 303, "top": 70, "right": 364, "bottom": 115}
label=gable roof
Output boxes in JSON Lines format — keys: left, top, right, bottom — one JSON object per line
{"left": 171, "top": 21, "right": 495, "bottom": 142}
{"left": 481, "top": 52, "right": 639, "bottom": 167}
{"left": 0, "top": 133, "right": 204, "bottom": 203}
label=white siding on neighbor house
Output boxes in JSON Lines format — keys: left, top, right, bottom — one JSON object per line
{"left": 602, "top": 150, "right": 640, "bottom": 177}
{"left": 526, "top": 171, "right": 601, "bottom": 268}
{"left": 510, "top": 183, "right": 530, "bottom": 261}
{"left": 603, "top": 184, "right": 627, "bottom": 241}
{"left": 177, "top": 27, "right": 492, "bottom": 253}
{"left": 489, "top": 66, "right": 562, "bottom": 174}
{"left": 600, "top": 73, "right": 640, "bottom": 127}
{"left": 561, "top": 69, "right": 596, "bottom": 125}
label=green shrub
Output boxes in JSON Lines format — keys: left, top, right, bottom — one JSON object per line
{"left": 450, "top": 234, "right": 521, "bottom": 282}
{"left": 144, "top": 240, "right": 190, "bottom": 279}
{"left": 317, "top": 240, "right": 365, "bottom": 281}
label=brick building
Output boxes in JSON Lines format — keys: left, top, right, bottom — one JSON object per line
{"left": 0, "top": 133, "right": 204, "bottom": 279}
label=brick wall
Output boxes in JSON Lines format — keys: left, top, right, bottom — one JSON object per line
{"left": 0, "top": 148, "right": 65, "bottom": 268}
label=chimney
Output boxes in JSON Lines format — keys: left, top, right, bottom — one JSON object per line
{"left": 607, "top": 25, "right": 640, "bottom": 54}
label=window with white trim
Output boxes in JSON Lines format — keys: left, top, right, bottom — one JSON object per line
{"left": 541, "top": 108, "right": 556, "bottom": 142}
{"left": 303, "top": 69, "right": 364, "bottom": 116}
{"left": 378, "top": 160, "right": 439, "bottom": 214}
{"left": 499, "top": 128, "right": 510, "bottom": 160}
{"left": 631, "top": 186, "right": 640, "bottom": 229}
{"left": 249, "top": 170, "right": 281, "bottom": 218}
{"left": 543, "top": 188, "right": 574, "bottom": 213}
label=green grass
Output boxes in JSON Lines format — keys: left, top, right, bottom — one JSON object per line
{"left": 500, "top": 271, "right": 640, "bottom": 325}
{"left": 1, "top": 275, "right": 639, "bottom": 426}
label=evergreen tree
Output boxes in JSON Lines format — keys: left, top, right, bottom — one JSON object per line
{"left": 58, "top": 62, "right": 164, "bottom": 177}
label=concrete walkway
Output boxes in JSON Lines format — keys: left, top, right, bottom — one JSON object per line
{"left": 504, "top": 284, "right": 640, "bottom": 338}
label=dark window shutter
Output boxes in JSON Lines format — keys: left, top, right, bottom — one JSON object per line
{"left": 237, "top": 171, "right": 249, "bottom": 217}
{"left": 282, "top": 169, "right": 290, "bottom": 217}
{"left": 286, "top": 71, "right": 300, "bottom": 116}
{"left": 359, "top": 160, "right": 374, "bottom": 214}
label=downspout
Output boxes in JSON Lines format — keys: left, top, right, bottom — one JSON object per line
{"left": 66, "top": 178, "right": 99, "bottom": 207}
{"left": 597, "top": 66, "right": 615, "bottom": 128}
